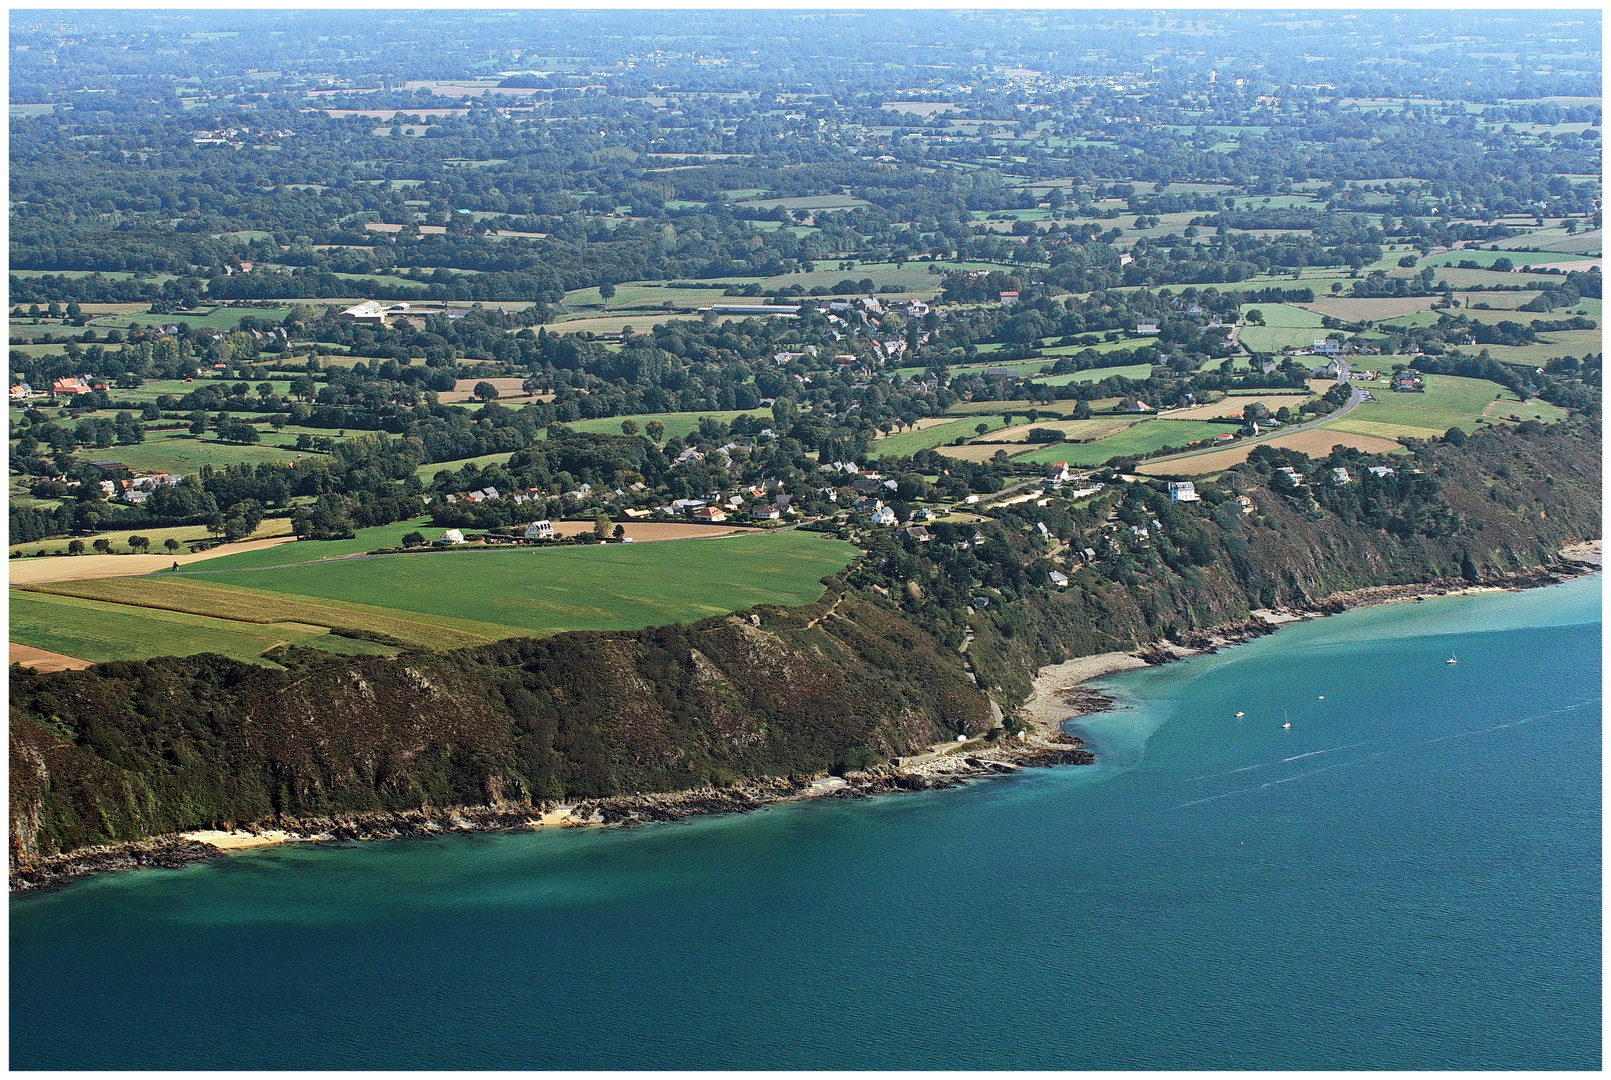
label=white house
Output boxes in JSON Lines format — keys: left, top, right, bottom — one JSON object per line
{"left": 1331, "top": 467, "right": 1352, "bottom": 484}
{"left": 1367, "top": 465, "right": 1395, "bottom": 477}
{"left": 871, "top": 506, "right": 898, "bottom": 526}
{"left": 523, "top": 520, "right": 554, "bottom": 539}
{"left": 1168, "top": 481, "right": 1201, "bottom": 503}
{"left": 1048, "top": 570, "right": 1069, "bottom": 587}
{"left": 439, "top": 529, "right": 466, "bottom": 545}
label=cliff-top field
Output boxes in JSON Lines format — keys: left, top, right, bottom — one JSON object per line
{"left": 14, "top": 529, "right": 857, "bottom": 665}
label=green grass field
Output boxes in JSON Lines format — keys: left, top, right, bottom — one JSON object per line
{"left": 1238, "top": 303, "right": 1329, "bottom": 353}
{"left": 180, "top": 518, "right": 437, "bottom": 571}
{"left": 15, "top": 529, "right": 857, "bottom": 664}
{"left": 555, "top": 410, "right": 765, "bottom": 442}
{"left": 1013, "top": 419, "right": 1234, "bottom": 465}
{"left": 869, "top": 416, "right": 1008, "bottom": 459}
{"left": 9, "top": 589, "right": 398, "bottom": 665}
{"left": 75, "top": 433, "right": 322, "bottom": 475}
{"left": 1328, "top": 373, "right": 1567, "bottom": 439}
{"left": 178, "top": 529, "right": 857, "bottom": 638}
{"left": 416, "top": 452, "right": 518, "bottom": 481}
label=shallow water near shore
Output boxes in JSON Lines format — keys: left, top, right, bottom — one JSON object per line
{"left": 11, "top": 575, "right": 1601, "bottom": 1069}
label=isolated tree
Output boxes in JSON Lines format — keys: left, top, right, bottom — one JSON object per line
{"left": 593, "top": 514, "right": 611, "bottom": 539}
{"left": 473, "top": 381, "right": 499, "bottom": 402}
{"left": 401, "top": 531, "right": 426, "bottom": 548}
{"left": 621, "top": 419, "right": 639, "bottom": 436}
{"left": 68, "top": 540, "right": 85, "bottom": 555}
{"left": 645, "top": 419, "right": 666, "bottom": 442}
{"left": 975, "top": 423, "right": 990, "bottom": 437}
{"left": 164, "top": 538, "right": 181, "bottom": 554}
{"left": 128, "top": 535, "right": 149, "bottom": 553}
{"left": 93, "top": 539, "right": 112, "bottom": 554}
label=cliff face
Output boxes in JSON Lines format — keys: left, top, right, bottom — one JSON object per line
{"left": 9, "top": 420, "right": 1601, "bottom": 867}
{"left": 9, "top": 586, "right": 991, "bottom": 865}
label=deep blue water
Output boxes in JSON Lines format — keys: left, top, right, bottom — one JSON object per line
{"left": 10, "top": 575, "right": 1601, "bottom": 1069}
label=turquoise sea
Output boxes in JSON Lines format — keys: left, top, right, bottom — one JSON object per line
{"left": 10, "top": 575, "right": 1601, "bottom": 1069}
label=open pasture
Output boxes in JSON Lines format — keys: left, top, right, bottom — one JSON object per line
{"left": 1332, "top": 373, "right": 1554, "bottom": 438}
{"left": 869, "top": 416, "right": 1008, "bottom": 459}
{"left": 9, "top": 589, "right": 398, "bottom": 666}
{"left": 555, "top": 409, "right": 763, "bottom": 442}
{"left": 174, "top": 529, "right": 857, "bottom": 640}
{"left": 74, "top": 433, "right": 320, "bottom": 476}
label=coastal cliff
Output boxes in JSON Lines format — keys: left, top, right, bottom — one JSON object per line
{"left": 10, "top": 420, "right": 1601, "bottom": 880}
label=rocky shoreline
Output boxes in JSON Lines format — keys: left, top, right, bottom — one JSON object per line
{"left": 11, "top": 556, "right": 1594, "bottom": 893}
{"left": 10, "top": 736, "right": 1093, "bottom": 892}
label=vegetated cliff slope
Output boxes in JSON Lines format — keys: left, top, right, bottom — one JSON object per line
{"left": 963, "top": 420, "right": 1602, "bottom": 701}
{"left": 10, "top": 420, "right": 1600, "bottom": 866}
{"left": 10, "top": 585, "right": 990, "bottom": 865}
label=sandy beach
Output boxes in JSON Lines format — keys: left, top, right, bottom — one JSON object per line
{"left": 1018, "top": 651, "right": 1150, "bottom": 735}
{"left": 179, "top": 829, "right": 299, "bottom": 851}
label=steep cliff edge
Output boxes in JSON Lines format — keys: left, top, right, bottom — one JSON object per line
{"left": 10, "top": 420, "right": 1600, "bottom": 872}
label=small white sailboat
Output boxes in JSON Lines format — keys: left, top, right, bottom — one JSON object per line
{"left": 1446, "top": 653, "right": 1458, "bottom": 665}
{"left": 1317, "top": 695, "right": 1325, "bottom": 700}
{"left": 1282, "top": 710, "right": 1291, "bottom": 730}
{"left": 1282, "top": 722, "right": 1291, "bottom": 730}
{"left": 1234, "top": 711, "right": 1245, "bottom": 718}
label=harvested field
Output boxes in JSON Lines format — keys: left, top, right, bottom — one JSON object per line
{"left": 1163, "top": 395, "right": 1316, "bottom": 420}
{"left": 935, "top": 443, "right": 1019, "bottom": 463}
{"left": 9, "top": 536, "right": 297, "bottom": 586}
{"left": 436, "top": 377, "right": 553, "bottom": 404}
{"left": 9, "top": 643, "right": 94, "bottom": 672}
{"left": 1139, "top": 428, "right": 1404, "bottom": 476}
{"left": 988, "top": 418, "right": 1139, "bottom": 443}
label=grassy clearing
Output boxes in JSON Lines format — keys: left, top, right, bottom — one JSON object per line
{"left": 1337, "top": 373, "right": 1556, "bottom": 436}
{"left": 184, "top": 518, "right": 437, "bottom": 572}
{"left": 1461, "top": 330, "right": 1600, "bottom": 366}
{"left": 173, "top": 530, "right": 858, "bottom": 639}
{"left": 416, "top": 452, "right": 518, "bottom": 481}
{"left": 554, "top": 409, "right": 764, "bottom": 442}
{"left": 71, "top": 433, "right": 322, "bottom": 476}
{"left": 869, "top": 416, "right": 1008, "bottom": 459}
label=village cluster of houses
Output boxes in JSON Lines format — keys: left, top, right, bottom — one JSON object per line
{"left": 11, "top": 375, "right": 109, "bottom": 401}
{"left": 96, "top": 469, "right": 183, "bottom": 504}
